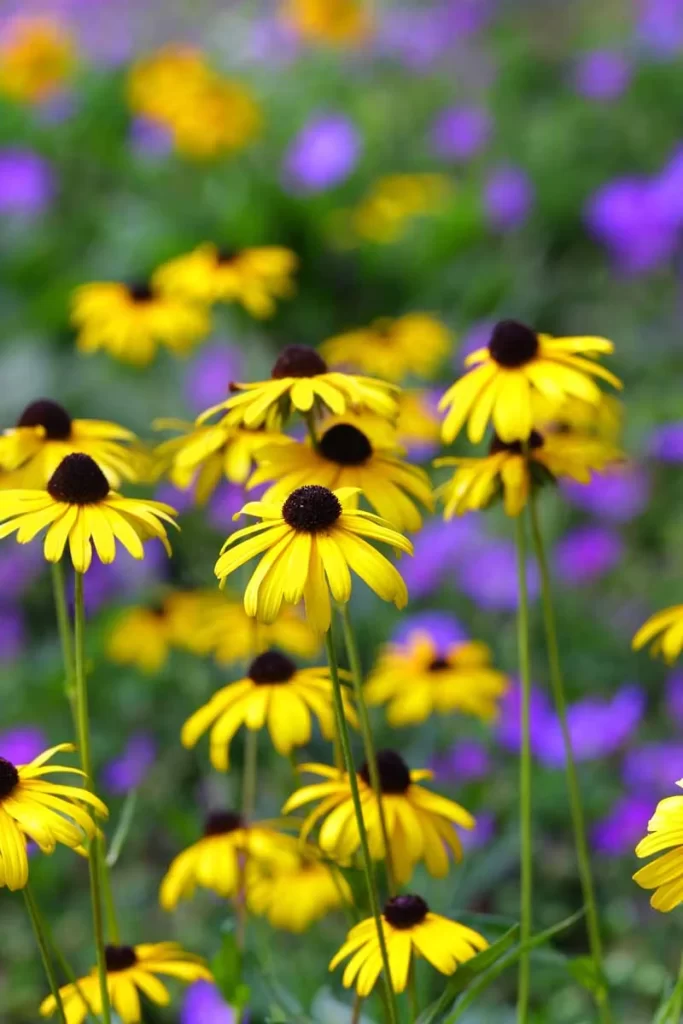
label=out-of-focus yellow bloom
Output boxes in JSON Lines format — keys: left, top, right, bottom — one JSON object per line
{"left": 106, "top": 605, "right": 172, "bottom": 675}
{"left": 351, "top": 174, "right": 451, "bottom": 244}
{"left": 320, "top": 314, "right": 450, "bottom": 382}
{"left": 633, "top": 606, "right": 683, "bottom": 663}
{"left": 187, "top": 593, "right": 321, "bottom": 664}
{"left": 283, "top": 0, "right": 372, "bottom": 45}
{"left": 0, "top": 16, "right": 74, "bottom": 103}
{"left": 534, "top": 393, "right": 624, "bottom": 444}
{"left": 321, "top": 394, "right": 441, "bottom": 458}
{"left": 634, "top": 781, "right": 683, "bottom": 911}
{"left": 248, "top": 845, "right": 353, "bottom": 932}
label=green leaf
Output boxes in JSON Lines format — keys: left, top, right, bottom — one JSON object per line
{"left": 211, "top": 932, "right": 243, "bottom": 1006}
{"left": 654, "top": 955, "right": 683, "bottom": 1024}
{"left": 567, "top": 955, "right": 607, "bottom": 998}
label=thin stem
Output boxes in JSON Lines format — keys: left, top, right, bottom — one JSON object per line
{"left": 339, "top": 604, "right": 396, "bottom": 895}
{"left": 514, "top": 515, "right": 532, "bottom": 1024}
{"left": 242, "top": 727, "right": 259, "bottom": 824}
{"left": 408, "top": 961, "right": 419, "bottom": 1021}
{"left": 23, "top": 885, "right": 67, "bottom": 1024}
{"left": 51, "top": 562, "right": 77, "bottom": 733}
{"left": 303, "top": 411, "right": 321, "bottom": 453}
{"left": 528, "top": 494, "right": 612, "bottom": 1024}
{"left": 100, "top": 849, "right": 121, "bottom": 944}
{"left": 324, "top": 630, "right": 399, "bottom": 1024}
{"left": 351, "top": 993, "right": 364, "bottom": 1024}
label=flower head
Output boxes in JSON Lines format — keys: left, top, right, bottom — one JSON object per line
{"left": 553, "top": 525, "right": 624, "bottom": 587}
{"left": 321, "top": 314, "right": 449, "bottom": 382}
{"left": 0, "top": 16, "right": 74, "bottom": 104}
{"left": 186, "top": 592, "right": 320, "bottom": 664}
{"left": 633, "top": 781, "right": 683, "bottom": 911}
{"left": 572, "top": 50, "right": 631, "bottom": 102}
{"left": 633, "top": 606, "right": 683, "bottom": 663}
{"left": 283, "top": 113, "right": 361, "bottom": 193}
{"left": 430, "top": 105, "right": 491, "bottom": 162}
{"left": 181, "top": 981, "right": 235, "bottom": 1024}
{"left": 103, "top": 733, "right": 156, "bottom": 795}
{"left": 0, "top": 148, "right": 54, "bottom": 216}
{"left": 248, "top": 844, "right": 353, "bottom": 931}
{"left": 106, "top": 604, "right": 174, "bottom": 675}
{"left": 483, "top": 166, "right": 534, "bottom": 232}
{"left": 284, "top": 0, "right": 372, "bottom": 45}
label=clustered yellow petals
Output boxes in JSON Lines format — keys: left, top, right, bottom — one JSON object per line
{"left": 0, "top": 16, "right": 74, "bottom": 104}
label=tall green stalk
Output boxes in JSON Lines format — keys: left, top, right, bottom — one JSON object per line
{"left": 528, "top": 494, "right": 612, "bottom": 1023}
{"left": 514, "top": 515, "right": 533, "bottom": 1023}
{"left": 51, "top": 562, "right": 77, "bottom": 731}
{"left": 23, "top": 884, "right": 67, "bottom": 1024}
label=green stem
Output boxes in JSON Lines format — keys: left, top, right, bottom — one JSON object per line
{"left": 242, "top": 728, "right": 259, "bottom": 824}
{"left": 352, "top": 993, "right": 364, "bottom": 1024}
{"left": 23, "top": 885, "right": 67, "bottom": 1024}
{"left": 339, "top": 604, "right": 396, "bottom": 895}
{"left": 408, "top": 961, "right": 419, "bottom": 1021}
{"left": 514, "top": 515, "right": 533, "bottom": 1023}
{"left": 324, "top": 630, "right": 399, "bottom": 1024}
{"left": 528, "top": 495, "right": 612, "bottom": 1024}
{"left": 303, "top": 411, "right": 321, "bottom": 453}
{"left": 51, "top": 562, "right": 77, "bottom": 733}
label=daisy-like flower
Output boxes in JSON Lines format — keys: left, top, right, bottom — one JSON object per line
{"left": 439, "top": 320, "right": 621, "bottom": 444}
{"left": 435, "top": 428, "right": 621, "bottom": 518}
{"left": 106, "top": 604, "right": 173, "bottom": 675}
{"left": 283, "top": 750, "right": 474, "bottom": 883}
{"left": 0, "top": 742, "right": 107, "bottom": 891}
{"left": 40, "top": 941, "right": 212, "bottom": 1024}
{"left": 350, "top": 174, "right": 450, "bottom": 245}
{"left": 71, "top": 281, "right": 210, "bottom": 367}
{"left": 198, "top": 346, "right": 398, "bottom": 430}
{"left": 320, "top": 314, "right": 449, "bottom": 382}
{"left": 181, "top": 649, "right": 357, "bottom": 770}
{"left": 154, "top": 244, "right": 298, "bottom": 319}
{"left": 248, "top": 845, "right": 353, "bottom": 932}
{"left": 365, "top": 629, "right": 508, "bottom": 726}
{"left": 0, "top": 16, "right": 74, "bottom": 104}
{"left": 284, "top": 0, "right": 372, "bottom": 45}
{"left": 188, "top": 594, "right": 321, "bottom": 664}
{"left": 0, "top": 399, "right": 142, "bottom": 489}
{"left": 159, "top": 810, "right": 295, "bottom": 910}
{"left": 215, "top": 485, "right": 412, "bottom": 634}
{"left": 633, "top": 781, "right": 683, "bottom": 911}
{"left": 633, "top": 607, "right": 683, "bottom": 663}
{"left": 329, "top": 894, "right": 488, "bottom": 996}
{"left": 0, "top": 453, "right": 178, "bottom": 573}
{"left": 249, "top": 421, "right": 433, "bottom": 532}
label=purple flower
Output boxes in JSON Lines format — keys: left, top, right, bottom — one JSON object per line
{"left": 0, "top": 608, "right": 24, "bottom": 663}
{"left": 534, "top": 685, "right": 645, "bottom": 768}
{"left": 637, "top": 0, "right": 683, "bottom": 55}
{"left": 483, "top": 165, "right": 534, "bottom": 231}
{"left": 460, "top": 811, "right": 495, "bottom": 851}
{"left": 561, "top": 464, "right": 650, "bottom": 522}
{"left": 457, "top": 319, "right": 495, "bottom": 366}
{"left": 622, "top": 742, "right": 683, "bottom": 794}
{"left": 185, "top": 342, "right": 244, "bottom": 416}
{"left": 496, "top": 680, "right": 553, "bottom": 754}
{"left": 572, "top": 51, "right": 631, "bottom": 102}
{"left": 0, "top": 545, "right": 43, "bottom": 599}
{"left": 431, "top": 739, "right": 491, "bottom": 783}
{"left": 392, "top": 610, "right": 468, "bottom": 651}
{"left": 458, "top": 538, "right": 539, "bottom": 612}
{"left": 154, "top": 483, "right": 194, "bottom": 516}
{"left": 102, "top": 733, "right": 156, "bottom": 795}
{"left": 208, "top": 483, "right": 252, "bottom": 532}
{"left": 374, "top": 8, "right": 453, "bottom": 71}
{"left": 584, "top": 177, "right": 679, "bottom": 274}
{"left": 650, "top": 146, "right": 683, "bottom": 228}
{"left": 592, "top": 795, "right": 653, "bottom": 857}
{"left": 401, "top": 514, "right": 484, "bottom": 599}
{"left": 553, "top": 525, "right": 624, "bottom": 587}
{"left": 129, "top": 117, "right": 173, "bottom": 160}
{"left": 430, "top": 105, "right": 492, "bottom": 162}
{"left": 181, "top": 981, "right": 236, "bottom": 1024}
{"left": 0, "top": 726, "right": 48, "bottom": 765}
{"left": 666, "top": 672, "right": 683, "bottom": 726}
{"left": 648, "top": 422, "right": 683, "bottom": 461}
{"left": 245, "top": 15, "right": 300, "bottom": 66}
{"left": 283, "top": 114, "right": 361, "bottom": 194}
{"left": 0, "top": 149, "right": 55, "bottom": 217}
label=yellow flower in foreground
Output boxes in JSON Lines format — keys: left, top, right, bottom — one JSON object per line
{"left": 188, "top": 595, "right": 321, "bottom": 664}
{"left": 634, "top": 782, "right": 683, "bottom": 911}
{"left": 330, "top": 894, "right": 488, "bottom": 996}
{"left": 0, "top": 16, "right": 74, "bottom": 103}
{"left": 320, "top": 314, "right": 449, "bottom": 382}
{"left": 284, "top": 0, "right": 372, "bottom": 44}
{"left": 0, "top": 453, "right": 177, "bottom": 573}
{"left": 633, "top": 606, "right": 683, "bottom": 663}
{"left": 0, "top": 742, "right": 106, "bottom": 891}
{"left": 248, "top": 845, "right": 353, "bottom": 932}
{"left": 215, "top": 485, "right": 412, "bottom": 634}
{"left": 154, "top": 244, "right": 298, "bottom": 318}
{"left": 40, "top": 942, "right": 211, "bottom": 1024}
{"left": 365, "top": 630, "right": 508, "bottom": 726}
{"left": 435, "top": 428, "right": 621, "bottom": 518}
{"left": 71, "top": 281, "right": 210, "bottom": 367}
{"left": 283, "top": 752, "right": 474, "bottom": 883}
{"left": 439, "top": 320, "right": 621, "bottom": 444}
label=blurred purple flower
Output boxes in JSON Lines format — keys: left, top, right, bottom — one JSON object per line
{"left": 622, "top": 741, "right": 683, "bottom": 794}
{"left": 584, "top": 177, "right": 679, "bottom": 274}
{"left": 401, "top": 514, "right": 484, "bottom": 599}
{"left": 181, "top": 980, "right": 235, "bottom": 1024}
{"left": 483, "top": 165, "right": 534, "bottom": 231}
{"left": 459, "top": 538, "right": 539, "bottom": 612}
{"left": 154, "top": 483, "right": 194, "bottom": 516}
{"left": 0, "top": 149, "right": 55, "bottom": 216}
{"left": 637, "top": 0, "right": 683, "bottom": 54}
{"left": 374, "top": 8, "right": 452, "bottom": 71}
{"left": 553, "top": 525, "right": 624, "bottom": 587}
{"left": 647, "top": 145, "right": 683, "bottom": 225}
{"left": 535, "top": 685, "right": 645, "bottom": 768}
{"left": 129, "top": 117, "right": 173, "bottom": 160}
{"left": 666, "top": 672, "right": 683, "bottom": 726}
{"left": 0, "top": 545, "right": 44, "bottom": 599}
{"left": 0, "top": 608, "right": 24, "bottom": 663}
{"left": 185, "top": 342, "right": 244, "bottom": 415}
{"left": 561, "top": 464, "right": 651, "bottom": 522}
{"left": 496, "top": 680, "right": 552, "bottom": 754}
{"left": 592, "top": 794, "right": 652, "bottom": 856}
{"left": 572, "top": 51, "right": 631, "bottom": 101}
{"left": 283, "top": 114, "right": 361, "bottom": 194}
{"left": 245, "top": 15, "right": 300, "bottom": 65}
{"left": 431, "top": 105, "right": 492, "bottom": 162}
{"left": 208, "top": 483, "right": 251, "bottom": 533}
{"left": 0, "top": 726, "right": 48, "bottom": 765}
{"left": 458, "top": 319, "right": 495, "bottom": 366}
{"left": 460, "top": 811, "right": 496, "bottom": 851}
{"left": 392, "top": 609, "right": 468, "bottom": 651}
{"left": 648, "top": 422, "right": 683, "bottom": 461}
{"left": 81, "top": 540, "right": 167, "bottom": 614}
{"left": 431, "top": 739, "right": 491, "bottom": 783}
{"left": 103, "top": 732, "right": 156, "bottom": 795}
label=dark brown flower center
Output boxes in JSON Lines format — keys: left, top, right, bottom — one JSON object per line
{"left": 319, "top": 424, "right": 372, "bottom": 466}
{"left": 248, "top": 650, "right": 296, "bottom": 685}
{"left": 105, "top": 945, "right": 138, "bottom": 972}
{"left": 428, "top": 657, "right": 450, "bottom": 672}
{"left": 282, "top": 485, "right": 342, "bottom": 532}
{"left": 17, "top": 399, "right": 72, "bottom": 440}
{"left": 271, "top": 345, "right": 328, "bottom": 379}
{"left": 203, "top": 810, "right": 244, "bottom": 837}
{"left": 359, "top": 750, "right": 411, "bottom": 794}
{"left": 216, "top": 248, "right": 237, "bottom": 264}
{"left": 0, "top": 757, "right": 19, "bottom": 799}
{"left": 47, "top": 453, "right": 110, "bottom": 505}
{"left": 488, "top": 320, "right": 539, "bottom": 368}
{"left": 128, "top": 282, "right": 154, "bottom": 303}
{"left": 489, "top": 430, "right": 544, "bottom": 456}
{"left": 384, "top": 894, "right": 429, "bottom": 929}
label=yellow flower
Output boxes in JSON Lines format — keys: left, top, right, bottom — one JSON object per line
{"left": 127, "top": 44, "right": 210, "bottom": 121}
{"left": 365, "top": 630, "right": 508, "bottom": 726}
{"left": 439, "top": 320, "right": 621, "bottom": 444}
{"left": 534, "top": 392, "right": 624, "bottom": 444}
{"left": 0, "top": 453, "right": 177, "bottom": 573}
{"left": 320, "top": 315, "right": 449, "bottom": 382}
{"left": 187, "top": 594, "right": 321, "bottom": 664}
{"left": 248, "top": 845, "right": 352, "bottom": 932}
{"left": 395, "top": 390, "right": 442, "bottom": 452}
{"left": 40, "top": 941, "right": 211, "bottom": 1024}
{"left": 0, "top": 399, "right": 142, "bottom": 489}
{"left": 249, "top": 421, "right": 433, "bottom": 532}
{"left": 106, "top": 605, "right": 173, "bottom": 675}
{"left": 283, "top": 0, "right": 372, "bottom": 44}
{"left": 330, "top": 894, "right": 488, "bottom": 995}
{"left": 154, "top": 244, "right": 298, "bottom": 318}
{"left": 0, "top": 742, "right": 107, "bottom": 891}
{"left": 435, "top": 428, "right": 621, "bottom": 518}
{"left": 283, "top": 751, "right": 474, "bottom": 883}
{"left": 0, "top": 16, "right": 74, "bottom": 103}
{"left": 71, "top": 281, "right": 210, "bottom": 367}
{"left": 181, "top": 650, "right": 356, "bottom": 770}
{"left": 159, "top": 810, "right": 295, "bottom": 909}
{"left": 351, "top": 174, "right": 450, "bottom": 244}
{"left": 215, "top": 485, "right": 412, "bottom": 634}
{"left": 633, "top": 782, "right": 683, "bottom": 912}
{"left": 199, "top": 345, "right": 398, "bottom": 429}
{"left": 633, "top": 606, "right": 683, "bottom": 663}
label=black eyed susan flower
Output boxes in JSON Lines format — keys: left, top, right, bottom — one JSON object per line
{"left": 248, "top": 845, "right": 353, "bottom": 932}
{"left": 633, "top": 781, "right": 683, "bottom": 912}
{"left": 187, "top": 593, "right": 321, "bottom": 664}
{"left": 197, "top": 345, "right": 398, "bottom": 429}
{"left": 71, "top": 281, "right": 210, "bottom": 367}
{"left": 40, "top": 941, "right": 212, "bottom": 1024}
{"left": 215, "top": 485, "right": 412, "bottom": 634}
{"left": 435, "top": 428, "right": 621, "bottom": 518}
{"left": 106, "top": 604, "right": 173, "bottom": 675}
{"left": 249, "top": 421, "right": 433, "bottom": 532}
{"left": 284, "top": 0, "right": 371, "bottom": 44}
{"left": 0, "top": 16, "right": 74, "bottom": 104}
{"left": 329, "top": 894, "right": 488, "bottom": 996}
{"left": 181, "top": 650, "right": 357, "bottom": 770}
{"left": 633, "top": 607, "right": 683, "bottom": 663}
{"left": 320, "top": 314, "right": 449, "bottom": 382}
{"left": 0, "top": 742, "right": 107, "bottom": 891}
{"left": 365, "top": 629, "right": 508, "bottom": 726}
{"left": 439, "top": 320, "right": 621, "bottom": 444}
{"left": 0, "top": 453, "right": 178, "bottom": 573}
{"left": 283, "top": 750, "right": 474, "bottom": 883}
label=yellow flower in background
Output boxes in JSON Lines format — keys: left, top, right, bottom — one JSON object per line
{"left": 351, "top": 174, "right": 451, "bottom": 244}
{"left": 284, "top": 0, "right": 372, "bottom": 45}
{"left": 199, "top": 345, "right": 398, "bottom": 429}
{"left": 71, "top": 281, "right": 210, "bottom": 367}
{"left": 0, "top": 453, "right": 177, "bottom": 573}
{"left": 127, "top": 44, "right": 209, "bottom": 119}
{"left": 395, "top": 390, "right": 442, "bottom": 452}
{"left": 154, "top": 244, "right": 298, "bottom": 319}
{"left": 633, "top": 606, "right": 683, "bottom": 663}
{"left": 106, "top": 605, "right": 172, "bottom": 675}
{"left": 633, "top": 782, "right": 683, "bottom": 911}
{"left": 250, "top": 421, "right": 433, "bottom": 532}
{"left": 0, "top": 743, "right": 107, "bottom": 891}
{"left": 365, "top": 630, "right": 508, "bottom": 726}
{"left": 188, "top": 595, "right": 321, "bottom": 664}
{"left": 181, "top": 650, "right": 356, "bottom": 770}
{"left": 330, "top": 895, "right": 488, "bottom": 996}
{"left": 215, "top": 485, "right": 412, "bottom": 634}
{"left": 439, "top": 320, "right": 621, "bottom": 444}
{"left": 320, "top": 314, "right": 450, "bottom": 382}
{"left": 435, "top": 428, "right": 621, "bottom": 518}
{"left": 0, "top": 16, "right": 74, "bottom": 104}
{"left": 40, "top": 942, "right": 211, "bottom": 1024}
{"left": 534, "top": 392, "right": 624, "bottom": 443}
{"left": 283, "top": 751, "right": 474, "bottom": 883}
{"left": 248, "top": 845, "right": 353, "bottom": 932}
